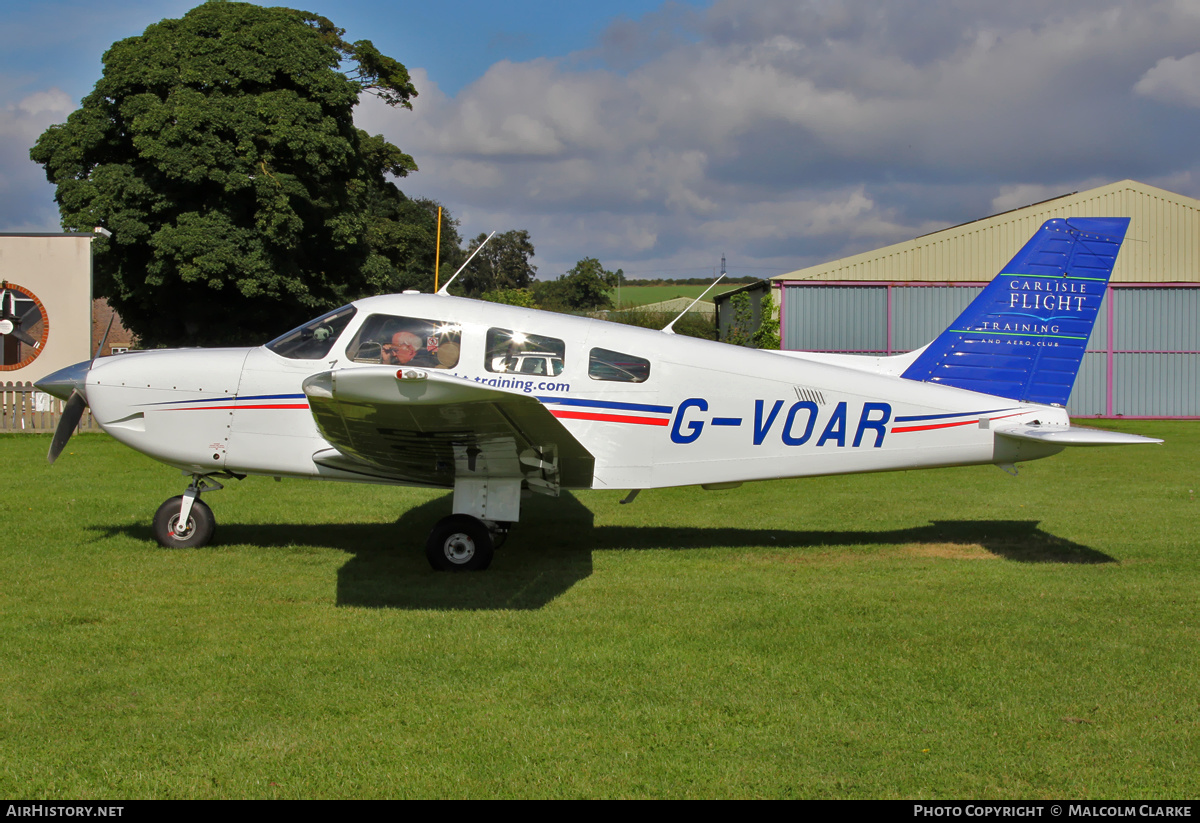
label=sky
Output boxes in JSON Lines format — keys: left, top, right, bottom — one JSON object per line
{"left": 5, "top": 0, "right": 1200, "bottom": 281}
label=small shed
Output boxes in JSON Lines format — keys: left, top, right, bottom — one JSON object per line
{"left": 712, "top": 280, "right": 772, "bottom": 342}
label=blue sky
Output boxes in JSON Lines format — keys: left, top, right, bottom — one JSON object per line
{"left": 1, "top": 0, "right": 703, "bottom": 100}
{"left": 6, "top": 0, "right": 1200, "bottom": 279}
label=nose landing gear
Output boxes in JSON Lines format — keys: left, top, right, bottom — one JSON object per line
{"left": 152, "top": 474, "right": 232, "bottom": 549}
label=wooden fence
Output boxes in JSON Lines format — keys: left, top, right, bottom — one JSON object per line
{"left": 1, "top": 381, "right": 100, "bottom": 433}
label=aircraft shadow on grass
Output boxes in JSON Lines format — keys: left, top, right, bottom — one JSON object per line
{"left": 90, "top": 491, "right": 1114, "bottom": 611}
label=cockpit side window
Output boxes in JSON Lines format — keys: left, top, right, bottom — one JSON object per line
{"left": 265, "top": 306, "right": 357, "bottom": 360}
{"left": 345, "top": 314, "right": 462, "bottom": 368}
{"left": 485, "top": 328, "right": 565, "bottom": 376}
{"left": 589, "top": 348, "right": 651, "bottom": 383}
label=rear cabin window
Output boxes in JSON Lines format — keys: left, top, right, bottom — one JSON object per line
{"left": 345, "top": 314, "right": 462, "bottom": 368}
{"left": 266, "top": 305, "right": 357, "bottom": 360}
{"left": 485, "top": 328, "right": 565, "bottom": 376}
{"left": 589, "top": 348, "right": 651, "bottom": 383}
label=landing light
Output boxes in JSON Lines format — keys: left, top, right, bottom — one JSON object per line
{"left": 396, "top": 369, "right": 428, "bottom": 381}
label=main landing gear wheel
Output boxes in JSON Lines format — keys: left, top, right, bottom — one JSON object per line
{"left": 426, "top": 514, "right": 494, "bottom": 571}
{"left": 152, "top": 496, "right": 216, "bottom": 549}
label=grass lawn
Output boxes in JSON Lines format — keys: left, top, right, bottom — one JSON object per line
{"left": 0, "top": 421, "right": 1196, "bottom": 798}
{"left": 611, "top": 285, "right": 733, "bottom": 308}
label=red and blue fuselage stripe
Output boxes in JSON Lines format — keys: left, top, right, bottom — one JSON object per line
{"left": 134, "top": 389, "right": 1030, "bottom": 435}
{"left": 891, "top": 408, "right": 1024, "bottom": 434}
{"left": 139, "top": 393, "right": 309, "bottom": 411}
{"left": 538, "top": 396, "right": 674, "bottom": 426}
{"left": 892, "top": 408, "right": 1015, "bottom": 422}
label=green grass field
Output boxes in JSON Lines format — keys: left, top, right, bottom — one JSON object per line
{"left": 611, "top": 285, "right": 730, "bottom": 308}
{"left": 1, "top": 422, "right": 1196, "bottom": 798}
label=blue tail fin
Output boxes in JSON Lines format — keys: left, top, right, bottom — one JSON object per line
{"left": 901, "top": 217, "right": 1129, "bottom": 406}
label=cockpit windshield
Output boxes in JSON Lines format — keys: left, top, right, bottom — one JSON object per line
{"left": 265, "top": 305, "right": 357, "bottom": 360}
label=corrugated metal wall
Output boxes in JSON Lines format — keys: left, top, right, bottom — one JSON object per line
{"left": 1071, "top": 354, "right": 1108, "bottom": 416}
{"left": 781, "top": 284, "right": 984, "bottom": 354}
{"left": 783, "top": 286, "right": 887, "bottom": 352}
{"left": 1113, "top": 354, "right": 1200, "bottom": 416}
{"left": 1114, "top": 288, "right": 1200, "bottom": 350}
{"left": 781, "top": 282, "right": 1200, "bottom": 418}
{"left": 1108, "top": 287, "right": 1200, "bottom": 416}
{"left": 892, "top": 286, "right": 982, "bottom": 351}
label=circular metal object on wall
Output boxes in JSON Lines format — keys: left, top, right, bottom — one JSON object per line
{"left": 0, "top": 281, "right": 50, "bottom": 371}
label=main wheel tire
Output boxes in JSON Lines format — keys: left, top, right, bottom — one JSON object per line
{"left": 426, "top": 514, "right": 494, "bottom": 571}
{"left": 152, "top": 496, "right": 216, "bottom": 549}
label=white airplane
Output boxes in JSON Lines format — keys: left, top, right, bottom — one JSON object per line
{"left": 37, "top": 217, "right": 1159, "bottom": 570}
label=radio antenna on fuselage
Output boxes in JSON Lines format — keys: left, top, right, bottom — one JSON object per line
{"left": 662, "top": 272, "right": 727, "bottom": 335}
{"left": 437, "top": 231, "right": 496, "bottom": 296}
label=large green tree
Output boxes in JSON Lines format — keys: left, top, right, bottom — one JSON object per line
{"left": 31, "top": 2, "right": 431, "bottom": 346}
{"left": 372, "top": 197, "right": 463, "bottom": 294}
{"left": 533, "top": 257, "right": 620, "bottom": 312}
{"left": 454, "top": 230, "right": 537, "bottom": 296}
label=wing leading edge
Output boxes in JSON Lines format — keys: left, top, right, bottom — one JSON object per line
{"left": 302, "top": 367, "right": 595, "bottom": 491}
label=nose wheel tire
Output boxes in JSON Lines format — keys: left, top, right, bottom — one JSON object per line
{"left": 426, "top": 514, "right": 494, "bottom": 571}
{"left": 153, "top": 496, "right": 216, "bottom": 549}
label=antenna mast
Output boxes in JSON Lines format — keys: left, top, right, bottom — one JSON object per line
{"left": 662, "top": 268, "right": 727, "bottom": 335}
{"left": 437, "top": 231, "right": 496, "bottom": 296}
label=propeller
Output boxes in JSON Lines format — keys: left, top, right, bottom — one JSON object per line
{"left": 48, "top": 391, "right": 87, "bottom": 463}
{"left": 37, "top": 314, "right": 115, "bottom": 463}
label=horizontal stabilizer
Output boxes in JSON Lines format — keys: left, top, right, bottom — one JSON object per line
{"left": 994, "top": 425, "right": 1162, "bottom": 447}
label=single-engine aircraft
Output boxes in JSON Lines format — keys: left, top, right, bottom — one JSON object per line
{"left": 37, "top": 217, "right": 1160, "bottom": 570}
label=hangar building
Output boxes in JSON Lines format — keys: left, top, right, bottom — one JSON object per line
{"left": 771, "top": 180, "right": 1200, "bottom": 418}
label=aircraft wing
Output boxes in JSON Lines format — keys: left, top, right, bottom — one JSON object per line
{"left": 302, "top": 366, "right": 595, "bottom": 491}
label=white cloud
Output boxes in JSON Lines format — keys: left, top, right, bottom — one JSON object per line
{"left": 363, "top": 0, "right": 1200, "bottom": 276}
{"left": 0, "top": 87, "right": 71, "bottom": 128}
{"left": 990, "top": 184, "right": 1078, "bottom": 214}
{"left": 1134, "top": 52, "right": 1200, "bottom": 108}
{"left": 0, "top": 87, "right": 74, "bottom": 231}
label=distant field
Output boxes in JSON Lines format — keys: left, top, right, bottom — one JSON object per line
{"left": 611, "top": 284, "right": 738, "bottom": 307}
{"left": 1, "top": 421, "right": 1196, "bottom": 798}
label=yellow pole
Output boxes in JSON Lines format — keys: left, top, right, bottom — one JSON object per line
{"left": 434, "top": 207, "right": 442, "bottom": 292}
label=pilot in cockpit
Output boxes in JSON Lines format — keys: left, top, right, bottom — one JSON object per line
{"left": 382, "top": 330, "right": 439, "bottom": 366}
